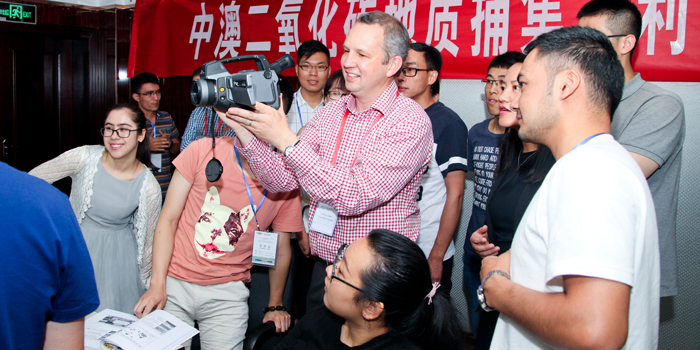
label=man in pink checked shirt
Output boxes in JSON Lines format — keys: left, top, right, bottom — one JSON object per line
{"left": 219, "top": 11, "right": 433, "bottom": 311}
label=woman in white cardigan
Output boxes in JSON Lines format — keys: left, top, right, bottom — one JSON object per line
{"left": 30, "top": 103, "right": 161, "bottom": 313}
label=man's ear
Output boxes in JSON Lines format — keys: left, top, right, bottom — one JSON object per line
{"left": 361, "top": 301, "right": 385, "bottom": 321}
{"left": 619, "top": 34, "right": 637, "bottom": 56}
{"left": 132, "top": 93, "right": 140, "bottom": 103}
{"left": 558, "top": 69, "right": 581, "bottom": 101}
{"left": 428, "top": 70, "right": 439, "bottom": 86}
{"left": 386, "top": 56, "right": 403, "bottom": 77}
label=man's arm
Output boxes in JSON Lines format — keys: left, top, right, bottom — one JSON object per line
{"left": 629, "top": 152, "right": 659, "bottom": 178}
{"left": 264, "top": 231, "right": 292, "bottom": 333}
{"left": 133, "top": 170, "right": 191, "bottom": 317}
{"left": 427, "top": 170, "right": 465, "bottom": 282}
{"left": 615, "top": 93, "right": 684, "bottom": 179}
{"left": 481, "top": 252, "right": 630, "bottom": 350}
{"left": 180, "top": 108, "right": 205, "bottom": 152}
{"left": 169, "top": 137, "right": 181, "bottom": 157}
{"left": 224, "top": 102, "right": 433, "bottom": 216}
{"left": 43, "top": 318, "right": 85, "bottom": 350}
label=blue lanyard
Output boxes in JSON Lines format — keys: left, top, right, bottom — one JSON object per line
{"left": 571, "top": 133, "right": 607, "bottom": 152}
{"left": 295, "top": 92, "right": 304, "bottom": 128}
{"left": 149, "top": 120, "right": 157, "bottom": 138}
{"left": 234, "top": 146, "right": 267, "bottom": 231}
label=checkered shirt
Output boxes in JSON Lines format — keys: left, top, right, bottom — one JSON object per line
{"left": 180, "top": 107, "right": 236, "bottom": 152}
{"left": 237, "top": 81, "right": 433, "bottom": 262}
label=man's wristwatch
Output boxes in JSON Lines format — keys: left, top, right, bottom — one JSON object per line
{"left": 477, "top": 270, "right": 511, "bottom": 312}
{"left": 283, "top": 140, "right": 300, "bottom": 157}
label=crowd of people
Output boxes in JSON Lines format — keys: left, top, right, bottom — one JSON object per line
{"left": 1, "top": 0, "right": 686, "bottom": 349}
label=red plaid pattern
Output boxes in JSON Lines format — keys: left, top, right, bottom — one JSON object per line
{"left": 237, "top": 81, "right": 433, "bottom": 262}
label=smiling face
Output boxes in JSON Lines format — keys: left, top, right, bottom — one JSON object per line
{"left": 341, "top": 23, "right": 400, "bottom": 107}
{"left": 103, "top": 108, "right": 145, "bottom": 161}
{"left": 296, "top": 52, "right": 331, "bottom": 94}
{"left": 324, "top": 237, "right": 373, "bottom": 321}
{"left": 485, "top": 67, "right": 508, "bottom": 116}
{"left": 497, "top": 63, "right": 523, "bottom": 129}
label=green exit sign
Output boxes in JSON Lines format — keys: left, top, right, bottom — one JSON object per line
{"left": 0, "top": 1, "right": 36, "bottom": 25}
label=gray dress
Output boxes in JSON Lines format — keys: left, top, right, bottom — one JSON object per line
{"left": 80, "top": 160, "right": 148, "bottom": 313}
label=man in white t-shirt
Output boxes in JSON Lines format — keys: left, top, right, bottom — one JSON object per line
{"left": 478, "top": 26, "right": 659, "bottom": 349}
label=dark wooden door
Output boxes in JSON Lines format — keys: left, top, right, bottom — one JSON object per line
{"left": 0, "top": 29, "right": 90, "bottom": 193}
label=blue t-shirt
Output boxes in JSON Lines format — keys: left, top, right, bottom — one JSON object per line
{"left": 465, "top": 118, "right": 505, "bottom": 256}
{"left": 0, "top": 162, "right": 99, "bottom": 349}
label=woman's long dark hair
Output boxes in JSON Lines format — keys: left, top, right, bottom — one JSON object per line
{"left": 104, "top": 103, "right": 154, "bottom": 169}
{"left": 357, "top": 229, "right": 462, "bottom": 350}
{"left": 494, "top": 129, "right": 554, "bottom": 183}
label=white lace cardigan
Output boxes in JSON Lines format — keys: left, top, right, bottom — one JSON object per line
{"left": 29, "top": 145, "right": 161, "bottom": 287}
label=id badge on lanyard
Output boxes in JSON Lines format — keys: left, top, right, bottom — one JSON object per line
{"left": 309, "top": 202, "right": 338, "bottom": 237}
{"left": 235, "top": 147, "right": 276, "bottom": 267}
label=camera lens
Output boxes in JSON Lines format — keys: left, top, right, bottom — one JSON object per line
{"left": 191, "top": 81, "right": 202, "bottom": 106}
{"left": 191, "top": 79, "right": 217, "bottom": 107}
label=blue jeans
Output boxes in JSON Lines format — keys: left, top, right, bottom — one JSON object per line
{"left": 463, "top": 254, "right": 482, "bottom": 336}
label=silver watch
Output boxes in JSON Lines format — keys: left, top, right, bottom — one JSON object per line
{"left": 477, "top": 270, "right": 511, "bottom": 312}
{"left": 283, "top": 140, "right": 301, "bottom": 157}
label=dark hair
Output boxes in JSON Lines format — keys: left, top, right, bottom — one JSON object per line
{"left": 357, "top": 229, "right": 462, "bottom": 350}
{"left": 104, "top": 103, "right": 154, "bottom": 169}
{"left": 131, "top": 72, "right": 160, "bottom": 95}
{"left": 495, "top": 130, "right": 555, "bottom": 183}
{"left": 488, "top": 51, "right": 527, "bottom": 70}
{"left": 409, "top": 42, "right": 442, "bottom": 96}
{"left": 577, "top": 0, "right": 642, "bottom": 57}
{"left": 357, "top": 11, "right": 410, "bottom": 67}
{"left": 297, "top": 40, "right": 330, "bottom": 64}
{"left": 324, "top": 70, "right": 346, "bottom": 99}
{"left": 524, "top": 26, "right": 624, "bottom": 119}
{"left": 277, "top": 76, "right": 294, "bottom": 115}
{"left": 192, "top": 66, "right": 202, "bottom": 78}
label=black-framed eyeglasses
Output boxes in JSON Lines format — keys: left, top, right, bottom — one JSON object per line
{"left": 137, "top": 90, "right": 161, "bottom": 97}
{"left": 481, "top": 78, "right": 501, "bottom": 87}
{"left": 607, "top": 34, "right": 629, "bottom": 38}
{"left": 101, "top": 127, "right": 139, "bottom": 138}
{"left": 299, "top": 63, "right": 329, "bottom": 72}
{"left": 332, "top": 244, "right": 364, "bottom": 293}
{"left": 327, "top": 90, "right": 349, "bottom": 101}
{"left": 401, "top": 67, "right": 431, "bottom": 77}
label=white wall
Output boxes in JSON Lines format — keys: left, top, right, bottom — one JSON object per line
{"left": 440, "top": 79, "right": 700, "bottom": 349}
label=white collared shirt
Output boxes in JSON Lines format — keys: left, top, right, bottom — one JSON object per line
{"left": 287, "top": 90, "right": 325, "bottom": 135}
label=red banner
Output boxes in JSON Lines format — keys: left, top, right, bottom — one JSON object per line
{"left": 129, "top": 0, "right": 700, "bottom": 81}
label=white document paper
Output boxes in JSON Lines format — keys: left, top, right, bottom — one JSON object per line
{"left": 85, "top": 309, "right": 198, "bottom": 350}
{"left": 309, "top": 202, "right": 338, "bottom": 237}
{"left": 150, "top": 153, "right": 162, "bottom": 171}
{"left": 252, "top": 231, "right": 279, "bottom": 267}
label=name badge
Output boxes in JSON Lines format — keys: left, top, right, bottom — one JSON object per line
{"left": 150, "top": 153, "right": 162, "bottom": 171}
{"left": 309, "top": 202, "right": 338, "bottom": 237}
{"left": 252, "top": 231, "right": 278, "bottom": 267}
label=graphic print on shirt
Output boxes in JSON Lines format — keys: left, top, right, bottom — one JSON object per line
{"left": 194, "top": 186, "right": 254, "bottom": 259}
{"left": 472, "top": 145, "right": 499, "bottom": 210}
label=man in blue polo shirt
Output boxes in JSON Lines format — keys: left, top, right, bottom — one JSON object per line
{"left": 0, "top": 162, "right": 99, "bottom": 349}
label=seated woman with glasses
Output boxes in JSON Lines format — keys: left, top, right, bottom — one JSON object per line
{"left": 324, "top": 70, "right": 350, "bottom": 103}
{"left": 277, "top": 229, "right": 463, "bottom": 350}
{"left": 29, "top": 103, "right": 161, "bottom": 314}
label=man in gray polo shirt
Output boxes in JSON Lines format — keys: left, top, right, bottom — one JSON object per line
{"left": 578, "top": 0, "right": 685, "bottom": 297}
